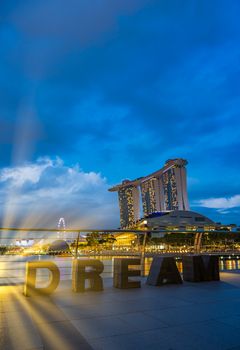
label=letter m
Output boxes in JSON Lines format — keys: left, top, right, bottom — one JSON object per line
{"left": 183, "top": 255, "right": 220, "bottom": 282}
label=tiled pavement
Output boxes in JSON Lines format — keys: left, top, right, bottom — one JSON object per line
{"left": 1, "top": 272, "right": 240, "bottom": 349}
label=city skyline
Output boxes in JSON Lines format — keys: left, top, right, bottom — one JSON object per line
{"left": 0, "top": 1, "right": 240, "bottom": 226}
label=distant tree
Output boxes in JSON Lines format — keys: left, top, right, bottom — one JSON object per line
{"left": 161, "top": 233, "right": 195, "bottom": 246}
{"left": 86, "top": 233, "right": 116, "bottom": 247}
{"left": 86, "top": 232, "right": 101, "bottom": 247}
{"left": 138, "top": 232, "right": 152, "bottom": 246}
{"left": 0, "top": 246, "right": 7, "bottom": 255}
{"left": 41, "top": 244, "right": 50, "bottom": 253}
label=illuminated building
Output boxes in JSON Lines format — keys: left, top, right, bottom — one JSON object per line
{"left": 161, "top": 161, "right": 189, "bottom": 211}
{"left": 141, "top": 178, "right": 162, "bottom": 216}
{"left": 118, "top": 182, "right": 140, "bottom": 228}
{"left": 113, "top": 233, "right": 137, "bottom": 247}
{"left": 109, "top": 159, "right": 189, "bottom": 228}
{"left": 15, "top": 239, "right": 34, "bottom": 247}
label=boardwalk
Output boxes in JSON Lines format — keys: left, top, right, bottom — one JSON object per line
{"left": 1, "top": 272, "right": 240, "bottom": 349}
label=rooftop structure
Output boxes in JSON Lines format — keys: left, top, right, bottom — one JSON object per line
{"left": 137, "top": 210, "right": 215, "bottom": 232}
{"left": 109, "top": 159, "right": 189, "bottom": 228}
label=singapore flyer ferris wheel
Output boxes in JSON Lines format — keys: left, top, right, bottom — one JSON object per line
{"left": 58, "top": 217, "right": 66, "bottom": 230}
{"left": 57, "top": 217, "right": 66, "bottom": 239}
{"left": 57, "top": 217, "right": 74, "bottom": 241}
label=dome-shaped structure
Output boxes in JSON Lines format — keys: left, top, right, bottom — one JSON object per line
{"left": 48, "top": 240, "right": 70, "bottom": 254}
{"left": 141, "top": 210, "right": 215, "bottom": 230}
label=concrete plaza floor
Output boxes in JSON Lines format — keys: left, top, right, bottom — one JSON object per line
{"left": 1, "top": 272, "right": 240, "bottom": 350}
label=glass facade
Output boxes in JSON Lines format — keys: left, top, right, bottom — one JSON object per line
{"left": 162, "top": 168, "right": 178, "bottom": 211}
{"left": 141, "top": 178, "right": 161, "bottom": 217}
{"left": 118, "top": 186, "right": 140, "bottom": 228}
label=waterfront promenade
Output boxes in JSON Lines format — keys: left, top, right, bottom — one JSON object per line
{"left": 1, "top": 271, "right": 240, "bottom": 350}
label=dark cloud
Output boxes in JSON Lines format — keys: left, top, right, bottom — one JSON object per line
{"left": 0, "top": 0, "right": 240, "bottom": 224}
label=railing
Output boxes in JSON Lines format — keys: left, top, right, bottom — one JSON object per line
{"left": 0, "top": 227, "right": 239, "bottom": 285}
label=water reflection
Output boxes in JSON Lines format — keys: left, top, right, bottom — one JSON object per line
{"left": 145, "top": 258, "right": 240, "bottom": 276}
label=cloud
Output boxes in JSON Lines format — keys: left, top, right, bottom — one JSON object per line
{"left": 0, "top": 157, "right": 118, "bottom": 229}
{"left": 5, "top": 0, "right": 149, "bottom": 78}
{"left": 10, "top": 0, "right": 148, "bottom": 42}
{"left": 0, "top": 156, "right": 52, "bottom": 186}
{"left": 194, "top": 195, "right": 240, "bottom": 210}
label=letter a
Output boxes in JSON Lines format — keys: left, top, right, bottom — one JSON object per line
{"left": 146, "top": 257, "right": 182, "bottom": 286}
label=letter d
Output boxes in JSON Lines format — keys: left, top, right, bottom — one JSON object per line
{"left": 24, "top": 261, "right": 60, "bottom": 297}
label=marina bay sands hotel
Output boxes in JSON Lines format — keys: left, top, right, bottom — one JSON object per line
{"left": 109, "top": 159, "right": 189, "bottom": 229}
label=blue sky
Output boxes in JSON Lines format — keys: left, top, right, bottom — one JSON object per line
{"left": 0, "top": 0, "right": 240, "bottom": 228}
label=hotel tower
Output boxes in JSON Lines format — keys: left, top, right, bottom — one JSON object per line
{"left": 109, "top": 159, "right": 189, "bottom": 228}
